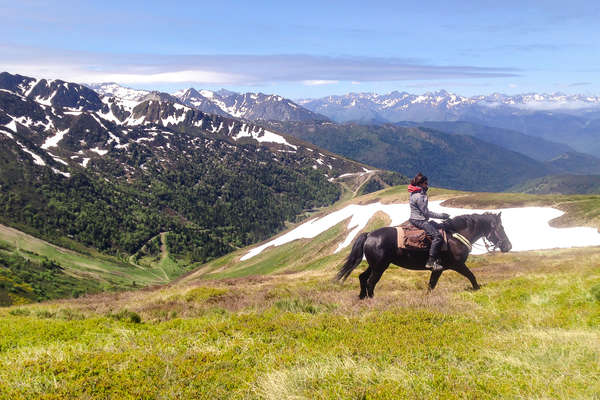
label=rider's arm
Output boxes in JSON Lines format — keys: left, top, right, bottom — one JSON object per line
{"left": 419, "top": 195, "right": 447, "bottom": 220}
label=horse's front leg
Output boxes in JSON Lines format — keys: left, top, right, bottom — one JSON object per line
{"left": 428, "top": 270, "right": 443, "bottom": 291}
{"left": 453, "top": 263, "right": 480, "bottom": 290}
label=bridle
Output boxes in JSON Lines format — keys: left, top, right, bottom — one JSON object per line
{"left": 473, "top": 221, "right": 507, "bottom": 253}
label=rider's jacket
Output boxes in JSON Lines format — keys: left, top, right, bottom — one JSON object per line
{"left": 408, "top": 185, "right": 446, "bottom": 221}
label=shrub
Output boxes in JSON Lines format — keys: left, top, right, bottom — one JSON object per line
{"left": 591, "top": 283, "right": 600, "bottom": 302}
{"left": 109, "top": 309, "right": 142, "bottom": 324}
{"left": 8, "top": 308, "right": 30, "bottom": 316}
{"left": 274, "top": 298, "right": 320, "bottom": 314}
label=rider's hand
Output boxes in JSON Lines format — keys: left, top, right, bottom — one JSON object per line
{"left": 441, "top": 213, "right": 450, "bottom": 219}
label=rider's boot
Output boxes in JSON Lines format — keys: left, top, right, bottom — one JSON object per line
{"left": 426, "top": 256, "right": 443, "bottom": 271}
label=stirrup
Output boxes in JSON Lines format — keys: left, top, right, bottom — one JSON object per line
{"left": 426, "top": 258, "right": 443, "bottom": 271}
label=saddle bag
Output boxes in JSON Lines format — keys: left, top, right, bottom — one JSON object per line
{"left": 396, "top": 221, "right": 446, "bottom": 250}
{"left": 397, "top": 221, "right": 430, "bottom": 249}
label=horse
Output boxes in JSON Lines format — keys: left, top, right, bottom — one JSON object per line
{"left": 336, "top": 212, "right": 512, "bottom": 299}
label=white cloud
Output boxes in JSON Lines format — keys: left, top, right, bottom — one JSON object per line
{"left": 4, "top": 65, "right": 246, "bottom": 85}
{"left": 302, "top": 80, "right": 339, "bottom": 86}
{"left": 1, "top": 45, "right": 519, "bottom": 87}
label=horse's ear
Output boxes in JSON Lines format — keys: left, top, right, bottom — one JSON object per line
{"left": 497, "top": 212, "right": 502, "bottom": 219}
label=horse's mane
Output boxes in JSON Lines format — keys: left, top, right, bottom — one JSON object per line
{"left": 443, "top": 212, "right": 495, "bottom": 233}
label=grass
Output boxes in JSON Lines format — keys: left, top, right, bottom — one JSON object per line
{"left": 1, "top": 188, "right": 600, "bottom": 397}
{"left": 0, "top": 246, "right": 599, "bottom": 399}
{"left": 0, "top": 224, "right": 188, "bottom": 304}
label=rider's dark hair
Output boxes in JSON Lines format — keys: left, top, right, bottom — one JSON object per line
{"left": 411, "top": 172, "right": 428, "bottom": 186}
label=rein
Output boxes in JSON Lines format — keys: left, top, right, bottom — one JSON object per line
{"left": 471, "top": 237, "right": 498, "bottom": 253}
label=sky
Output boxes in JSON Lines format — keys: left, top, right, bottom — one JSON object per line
{"left": 2, "top": 0, "right": 599, "bottom": 98}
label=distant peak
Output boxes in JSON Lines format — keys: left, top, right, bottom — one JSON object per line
{"left": 216, "top": 88, "right": 238, "bottom": 97}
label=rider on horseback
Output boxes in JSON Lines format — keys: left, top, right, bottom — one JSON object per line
{"left": 408, "top": 173, "right": 450, "bottom": 271}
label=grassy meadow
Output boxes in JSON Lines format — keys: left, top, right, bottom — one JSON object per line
{"left": 1, "top": 246, "right": 599, "bottom": 399}
{"left": 1, "top": 187, "right": 599, "bottom": 398}
{"left": 0, "top": 224, "right": 186, "bottom": 305}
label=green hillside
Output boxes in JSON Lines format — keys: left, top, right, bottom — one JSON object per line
{"left": 1, "top": 204, "right": 599, "bottom": 398}
{"left": 265, "top": 121, "right": 551, "bottom": 191}
{"left": 405, "top": 120, "right": 574, "bottom": 161}
{"left": 0, "top": 223, "right": 183, "bottom": 306}
{"left": 508, "top": 174, "right": 600, "bottom": 195}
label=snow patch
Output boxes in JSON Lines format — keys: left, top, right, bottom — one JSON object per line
{"left": 241, "top": 201, "right": 600, "bottom": 260}
{"left": 41, "top": 129, "right": 69, "bottom": 149}
{"left": 5, "top": 120, "right": 18, "bottom": 133}
{"left": 233, "top": 128, "right": 297, "bottom": 150}
{"left": 51, "top": 167, "right": 70, "bottom": 178}
{"left": 90, "top": 147, "right": 108, "bottom": 156}
{"left": 17, "top": 142, "right": 46, "bottom": 166}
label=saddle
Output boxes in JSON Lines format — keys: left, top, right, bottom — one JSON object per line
{"left": 395, "top": 221, "right": 447, "bottom": 250}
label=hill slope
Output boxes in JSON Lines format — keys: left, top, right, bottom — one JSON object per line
{"left": 0, "top": 72, "right": 407, "bottom": 294}
{"left": 1, "top": 188, "right": 599, "bottom": 398}
{"left": 265, "top": 121, "right": 552, "bottom": 191}
{"left": 508, "top": 174, "right": 600, "bottom": 194}
{"left": 399, "top": 120, "right": 575, "bottom": 162}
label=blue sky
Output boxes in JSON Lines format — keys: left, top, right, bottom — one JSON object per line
{"left": 2, "top": 0, "right": 599, "bottom": 98}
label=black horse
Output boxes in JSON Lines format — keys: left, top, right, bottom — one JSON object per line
{"left": 336, "top": 213, "right": 512, "bottom": 299}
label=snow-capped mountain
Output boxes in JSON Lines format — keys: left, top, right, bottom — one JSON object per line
{"left": 87, "top": 82, "right": 329, "bottom": 122}
{"left": 86, "top": 82, "right": 150, "bottom": 101}
{"left": 299, "top": 90, "right": 600, "bottom": 123}
{"left": 172, "top": 88, "right": 330, "bottom": 122}
{"left": 2, "top": 72, "right": 393, "bottom": 264}
{"left": 0, "top": 72, "right": 365, "bottom": 181}
{"left": 298, "top": 90, "right": 600, "bottom": 156}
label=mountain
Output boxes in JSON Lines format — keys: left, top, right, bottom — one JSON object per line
{"left": 172, "top": 88, "right": 234, "bottom": 117}
{"left": 86, "top": 82, "right": 150, "bottom": 101}
{"left": 299, "top": 91, "right": 600, "bottom": 123}
{"left": 299, "top": 91, "right": 600, "bottom": 156}
{"left": 508, "top": 174, "right": 600, "bottom": 194}
{"left": 264, "top": 121, "right": 553, "bottom": 192}
{"left": 544, "top": 152, "right": 600, "bottom": 175}
{"left": 397, "top": 120, "right": 575, "bottom": 162}
{"left": 172, "top": 88, "right": 330, "bottom": 122}
{"left": 1, "top": 72, "right": 396, "bottom": 277}
{"left": 87, "top": 83, "right": 330, "bottom": 123}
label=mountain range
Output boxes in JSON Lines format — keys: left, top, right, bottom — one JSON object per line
{"left": 1, "top": 72, "right": 393, "bottom": 269}
{"left": 88, "top": 83, "right": 329, "bottom": 122}
{"left": 299, "top": 91, "right": 600, "bottom": 157}
{"left": 88, "top": 82, "right": 600, "bottom": 158}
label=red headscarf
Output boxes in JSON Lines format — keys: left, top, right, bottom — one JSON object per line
{"left": 407, "top": 184, "right": 422, "bottom": 193}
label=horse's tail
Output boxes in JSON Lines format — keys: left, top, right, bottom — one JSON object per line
{"left": 336, "top": 232, "right": 369, "bottom": 282}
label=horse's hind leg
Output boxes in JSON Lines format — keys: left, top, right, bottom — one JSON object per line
{"left": 358, "top": 266, "right": 371, "bottom": 299}
{"left": 366, "top": 262, "right": 389, "bottom": 298}
{"left": 453, "top": 263, "right": 480, "bottom": 290}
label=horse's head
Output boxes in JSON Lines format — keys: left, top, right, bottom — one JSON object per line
{"left": 486, "top": 212, "right": 512, "bottom": 252}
